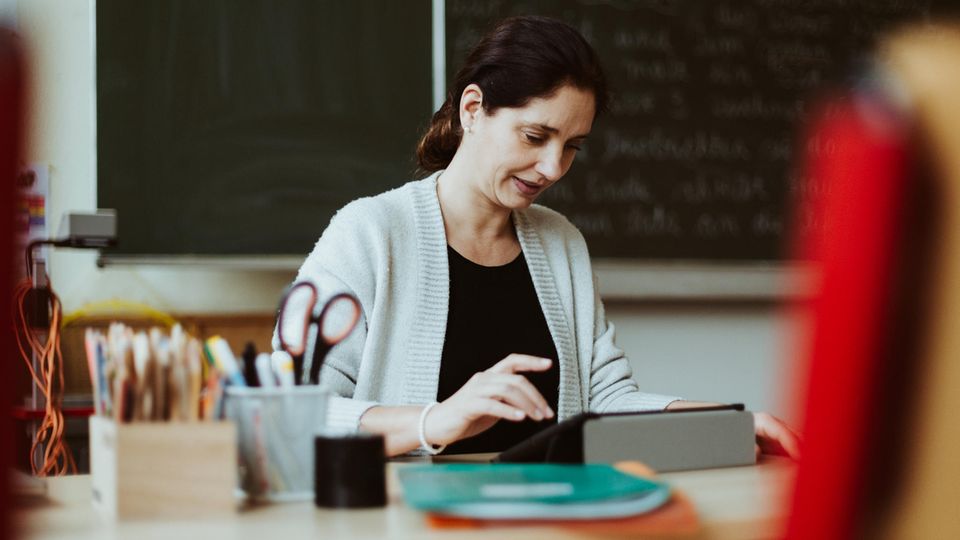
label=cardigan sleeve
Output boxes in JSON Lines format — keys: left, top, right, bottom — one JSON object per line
{"left": 271, "top": 201, "right": 383, "bottom": 433}
{"left": 587, "top": 274, "right": 682, "bottom": 412}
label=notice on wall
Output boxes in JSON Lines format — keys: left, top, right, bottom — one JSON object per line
{"left": 15, "top": 163, "right": 49, "bottom": 280}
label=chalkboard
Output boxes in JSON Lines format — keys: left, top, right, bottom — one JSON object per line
{"left": 98, "top": 0, "right": 949, "bottom": 261}
{"left": 447, "top": 0, "right": 946, "bottom": 260}
{"left": 97, "top": 0, "right": 433, "bottom": 256}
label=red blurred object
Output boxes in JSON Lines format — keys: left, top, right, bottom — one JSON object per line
{"left": 785, "top": 91, "right": 936, "bottom": 539}
{"left": 1, "top": 25, "right": 25, "bottom": 540}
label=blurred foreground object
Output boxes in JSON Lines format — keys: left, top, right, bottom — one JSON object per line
{"left": 2, "top": 23, "right": 26, "bottom": 539}
{"left": 786, "top": 23, "right": 960, "bottom": 539}
{"left": 877, "top": 23, "right": 960, "bottom": 539}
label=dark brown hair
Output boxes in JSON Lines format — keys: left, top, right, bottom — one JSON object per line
{"left": 416, "top": 15, "right": 609, "bottom": 173}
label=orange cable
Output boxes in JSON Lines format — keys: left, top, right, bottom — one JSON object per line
{"left": 13, "top": 278, "right": 76, "bottom": 476}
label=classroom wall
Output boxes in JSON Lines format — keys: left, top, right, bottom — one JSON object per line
{"left": 15, "top": 0, "right": 798, "bottom": 420}
{"left": 609, "top": 303, "right": 803, "bottom": 422}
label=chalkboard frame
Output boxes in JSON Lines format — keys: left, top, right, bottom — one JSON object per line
{"left": 94, "top": 252, "right": 816, "bottom": 301}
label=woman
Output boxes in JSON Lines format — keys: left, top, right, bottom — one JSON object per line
{"left": 280, "top": 15, "right": 799, "bottom": 458}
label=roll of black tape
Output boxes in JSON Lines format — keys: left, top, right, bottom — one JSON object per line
{"left": 314, "top": 432, "right": 387, "bottom": 508}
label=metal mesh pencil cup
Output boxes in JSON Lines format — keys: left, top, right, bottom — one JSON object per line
{"left": 225, "top": 386, "right": 328, "bottom": 502}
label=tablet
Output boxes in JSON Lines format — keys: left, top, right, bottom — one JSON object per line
{"left": 494, "top": 404, "right": 756, "bottom": 472}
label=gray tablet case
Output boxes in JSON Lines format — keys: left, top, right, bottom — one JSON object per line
{"left": 495, "top": 405, "right": 756, "bottom": 472}
{"left": 582, "top": 408, "right": 756, "bottom": 472}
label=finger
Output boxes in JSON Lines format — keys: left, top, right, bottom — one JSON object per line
{"left": 780, "top": 429, "right": 801, "bottom": 459}
{"left": 472, "top": 398, "right": 527, "bottom": 423}
{"left": 763, "top": 419, "right": 801, "bottom": 459}
{"left": 755, "top": 413, "right": 802, "bottom": 459}
{"left": 481, "top": 377, "right": 546, "bottom": 421}
{"left": 777, "top": 428, "right": 801, "bottom": 460}
{"left": 488, "top": 354, "right": 553, "bottom": 375}
{"left": 490, "top": 373, "right": 553, "bottom": 419}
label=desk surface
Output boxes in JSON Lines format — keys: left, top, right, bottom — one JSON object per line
{"left": 13, "top": 456, "right": 795, "bottom": 540}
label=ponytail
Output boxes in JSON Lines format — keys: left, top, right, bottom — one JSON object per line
{"left": 416, "top": 99, "right": 461, "bottom": 173}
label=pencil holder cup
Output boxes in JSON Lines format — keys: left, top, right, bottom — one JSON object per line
{"left": 88, "top": 416, "right": 237, "bottom": 520}
{"left": 225, "top": 386, "right": 328, "bottom": 502}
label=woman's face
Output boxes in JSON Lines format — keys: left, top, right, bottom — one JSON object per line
{"left": 463, "top": 84, "right": 596, "bottom": 210}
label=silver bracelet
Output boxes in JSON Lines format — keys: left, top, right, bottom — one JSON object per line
{"left": 418, "top": 402, "right": 446, "bottom": 455}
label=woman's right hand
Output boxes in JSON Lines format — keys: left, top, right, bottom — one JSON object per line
{"left": 423, "top": 354, "right": 555, "bottom": 447}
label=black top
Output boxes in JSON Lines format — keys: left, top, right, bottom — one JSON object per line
{"left": 437, "top": 245, "right": 560, "bottom": 454}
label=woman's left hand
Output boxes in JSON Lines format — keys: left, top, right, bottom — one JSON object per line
{"left": 752, "top": 411, "right": 801, "bottom": 460}
{"left": 666, "top": 401, "right": 800, "bottom": 460}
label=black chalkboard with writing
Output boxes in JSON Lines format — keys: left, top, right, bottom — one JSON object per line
{"left": 447, "top": 0, "right": 946, "bottom": 260}
{"left": 98, "top": 0, "right": 948, "bottom": 261}
{"left": 96, "top": 0, "right": 432, "bottom": 256}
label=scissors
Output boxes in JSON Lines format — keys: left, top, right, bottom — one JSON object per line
{"left": 276, "top": 281, "right": 362, "bottom": 384}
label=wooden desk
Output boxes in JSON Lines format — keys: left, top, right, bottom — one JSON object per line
{"left": 13, "top": 457, "right": 795, "bottom": 540}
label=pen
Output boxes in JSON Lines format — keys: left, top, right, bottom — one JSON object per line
{"left": 201, "top": 373, "right": 222, "bottom": 421}
{"left": 95, "top": 335, "right": 112, "bottom": 416}
{"left": 255, "top": 353, "right": 276, "bottom": 388}
{"left": 205, "top": 336, "right": 248, "bottom": 387}
{"left": 292, "top": 354, "right": 305, "bottom": 386}
{"left": 156, "top": 336, "right": 172, "bottom": 421}
{"left": 84, "top": 329, "right": 101, "bottom": 415}
{"left": 116, "top": 338, "right": 135, "bottom": 423}
{"left": 148, "top": 328, "right": 165, "bottom": 421}
{"left": 242, "top": 342, "right": 260, "bottom": 387}
{"left": 271, "top": 351, "right": 295, "bottom": 388}
{"left": 187, "top": 338, "right": 203, "bottom": 421}
{"left": 132, "top": 332, "right": 151, "bottom": 421}
{"left": 168, "top": 324, "right": 187, "bottom": 421}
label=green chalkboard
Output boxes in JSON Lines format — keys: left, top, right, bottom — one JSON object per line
{"left": 98, "top": 0, "right": 950, "bottom": 261}
{"left": 446, "top": 0, "right": 945, "bottom": 260}
{"left": 97, "top": 0, "right": 433, "bottom": 256}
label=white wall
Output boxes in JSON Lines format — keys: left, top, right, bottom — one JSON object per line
{"left": 16, "top": 0, "right": 801, "bottom": 420}
{"left": 608, "top": 303, "right": 803, "bottom": 421}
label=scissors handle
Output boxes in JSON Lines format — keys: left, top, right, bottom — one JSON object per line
{"left": 277, "top": 281, "right": 319, "bottom": 355}
{"left": 308, "top": 292, "right": 361, "bottom": 384}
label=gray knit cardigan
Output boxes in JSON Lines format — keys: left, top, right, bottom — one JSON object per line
{"left": 276, "top": 171, "right": 679, "bottom": 435}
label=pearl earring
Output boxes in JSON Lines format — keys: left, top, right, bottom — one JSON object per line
{"left": 464, "top": 125, "right": 473, "bottom": 134}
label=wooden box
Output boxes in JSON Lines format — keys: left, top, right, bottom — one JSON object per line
{"left": 89, "top": 416, "right": 237, "bottom": 520}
